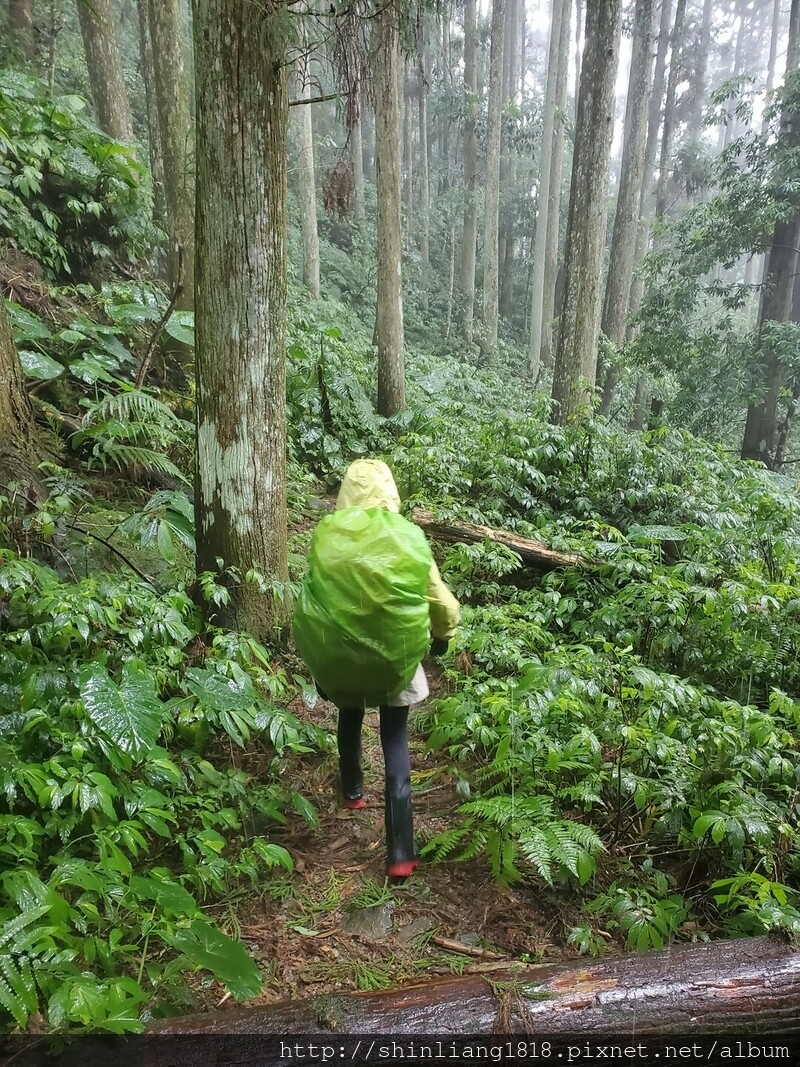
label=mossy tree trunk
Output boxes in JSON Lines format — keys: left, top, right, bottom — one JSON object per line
{"left": 459, "top": 0, "right": 478, "bottom": 345}
{"left": 148, "top": 0, "right": 194, "bottom": 304}
{"left": 9, "top": 0, "right": 35, "bottom": 60}
{"left": 0, "top": 296, "right": 40, "bottom": 485}
{"left": 372, "top": 0, "right": 405, "bottom": 417}
{"left": 741, "top": 0, "right": 800, "bottom": 465}
{"left": 75, "top": 0, "right": 133, "bottom": 143}
{"left": 598, "top": 0, "right": 655, "bottom": 412}
{"left": 193, "top": 0, "right": 289, "bottom": 635}
{"left": 481, "top": 0, "right": 505, "bottom": 367}
{"left": 551, "top": 0, "right": 622, "bottom": 424}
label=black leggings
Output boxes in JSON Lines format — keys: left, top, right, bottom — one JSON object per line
{"left": 337, "top": 705, "right": 411, "bottom": 800}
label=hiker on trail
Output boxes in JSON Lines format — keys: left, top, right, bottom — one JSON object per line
{"left": 293, "top": 459, "right": 460, "bottom": 880}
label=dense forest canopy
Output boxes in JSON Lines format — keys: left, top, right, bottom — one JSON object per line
{"left": 2, "top": 0, "right": 800, "bottom": 1037}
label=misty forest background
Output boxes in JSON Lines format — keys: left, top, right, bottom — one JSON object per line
{"left": 2, "top": 0, "right": 800, "bottom": 1034}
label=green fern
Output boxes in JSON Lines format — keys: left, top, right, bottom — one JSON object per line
{"left": 0, "top": 905, "right": 50, "bottom": 1029}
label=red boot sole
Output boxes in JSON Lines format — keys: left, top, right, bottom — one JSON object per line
{"left": 387, "top": 859, "right": 420, "bottom": 878}
{"left": 343, "top": 797, "right": 366, "bottom": 810}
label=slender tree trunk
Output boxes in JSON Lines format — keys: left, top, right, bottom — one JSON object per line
{"left": 460, "top": 0, "right": 478, "bottom": 344}
{"left": 762, "top": 0, "right": 782, "bottom": 136}
{"left": 193, "top": 0, "right": 289, "bottom": 634}
{"left": 439, "top": 5, "right": 452, "bottom": 192}
{"left": 551, "top": 0, "right": 622, "bottom": 423}
{"left": 481, "top": 0, "right": 506, "bottom": 366}
{"left": 741, "top": 0, "right": 800, "bottom": 463}
{"left": 75, "top": 0, "right": 134, "bottom": 142}
{"left": 135, "top": 0, "right": 166, "bottom": 224}
{"left": 294, "top": 52, "right": 320, "bottom": 300}
{"left": 685, "top": 0, "right": 712, "bottom": 142}
{"left": 530, "top": 0, "right": 568, "bottom": 380}
{"left": 148, "top": 0, "right": 194, "bottom": 304}
{"left": 352, "top": 103, "right": 365, "bottom": 223}
{"left": 373, "top": 0, "right": 405, "bottom": 416}
{"left": 598, "top": 0, "right": 655, "bottom": 411}
{"left": 418, "top": 28, "right": 431, "bottom": 312}
{"left": 9, "top": 0, "right": 35, "bottom": 59}
{"left": 654, "top": 0, "right": 686, "bottom": 222}
{"left": 403, "top": 61, "right": 414, "bottom": 240}
{"left": 445, "top": 213, "right": 456, "bottom": 341}
{"left": 573, "top": 0, "right": 583, "bottom": 119}
{"left": 540, "top": 0, "right": 572, "bottom": 370}
{"left": 641, "top": 0, "right": 673, "bottom": 213}
{"left": 723, "top": 0, "right": 750, "bottom": 151}
{"left": 499, "top": 0, "right": 518, "bottom": 319}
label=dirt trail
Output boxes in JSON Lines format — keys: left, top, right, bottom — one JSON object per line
{"left": 229, "top": 669, "right": 571, "bottom": 1008}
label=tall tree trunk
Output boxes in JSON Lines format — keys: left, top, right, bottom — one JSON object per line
{"left": 148, "top": 0, "right": 194, "bottom": 304}
{"left": 373, "top": 0, "right": 405, "bottom": 417}
{"left": 192, "top": 0, "right": 289, "bottom": 634}
{"left": 75, "top": 0, "right": 134, "bottom": 142}
{"left": 741, "top": 0, "right": 800, "bottom": 464}
{"left": 481, "top": 0, "right": 505, "bottom": 366}
{"left": 551, "top": 0, "right": 622, "bottom": 424}
{"left": 530, "top": 0, "right": 568, "bottom": 380}
{"left": 598, "top": 0, "right": 655, "bottom": 412}
{"left": 540, "top": 0, "right": 573, "bottom": 370}
{"left": 439, "top": 5, "right": 452, "bottom": 192}
{"left": 685, "top": 0, "right": 712, "bottom": 142}
{"left": 8, "top": 0, "right": 35, "bottom": 59}
{"left": 294, "top": 52, "right": 320, "bottom": 300}
{"left": 499, "top": 0, "right": 518, "bottom": 320}
{"left": 460, "top": 0, "right": 478, "bottom": 344}
{"left": 723, "top": 0, "right": 750, "bottom": 151}
{"left": 641, "top": 0, "right": 673, "bottom": 214}
{"left": 0, "top": 293, "right": 40, "bottom": 484}
{"left": 762, "top": 0, "right": 782, "bottom": 136}
{"left": 135, "top": 0, "right": 166, "bottom": 224}
{"left": 418, "top": 27, "right": 431, "bottom": 312}
{"left": 573, "top": 0, "right": 583, "bottom": 119}
{"left": 352, "top": 103, "right": 365, "bottom": 223}
{"left": 403, "top": 61, "right": 414, "bottom": 241}
{"left": 654, "top": 0, "right": 686, "bottom": 222}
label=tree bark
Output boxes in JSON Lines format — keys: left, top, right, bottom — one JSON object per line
{"left": 8, "top": 0, "right": 35, "bottom": 60}
{"left": 654, "top": 0, "right": 686, "bottom": 222}
{"left": 598, "top": 0, "right": 655, "bottom": 412}
{"left": 418, "top": 24, "right": 431, "bottom": 311}
{"left": 481, "top": 0, "right": 506, "bottom": 366}
{"left": 352, "top": 103, "right": 365, "bottom": 223}
{"left": 135, "top": 0, "right": 166, "bottom": 224}
{"left": 149, "top": 934, "right": 800, "bottom": 1040}
{"left": 460, "top": 0, "right": 478, "bottom": 345}
{"left": 148, "top": 0, "right": 194, "bottom": 304}
{"left": 741, "top": 0, "right": 800, "bottom": 464}
{"left": 529, "top": 0, "right": 568, "bottom": 380}
{"left": 372, "top": 0, "right": 405, "bottom": 416}
{"left": 551, "top": 0, "right": 621, "bottom": 424}
{"left": 294, "top": 50, "right": 321, "bottom": 300}
{"left": 403, "top": 61, "right": 414, "bottom": 239}
{"left": 409, "top": 509, "right": 585, "bottom": 571}
{"left": 192, "top": 0, "right": 289, "bottom": 634}
{"left": 540, "top": 0, "right": 572, "bottom": 370}
{"left": 0, "top": 293, "right": 41, "bottom": 485}
{"left": 75, "top": 0, "right": 134, "bottom": 143}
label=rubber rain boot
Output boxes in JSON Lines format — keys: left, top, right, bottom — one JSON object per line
{"left": 385, "top": 783, "right": 419, "bottom": 880}
{"left": 337, "top": 710, "right": 365, "bottom": 809}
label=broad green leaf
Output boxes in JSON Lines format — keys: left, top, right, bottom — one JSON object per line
{"left": 80, "top": 663, "right": 166, "bottom": 760}
{"left": 129, "top": 874, "right": 198, "bottom": 917}
{"left": 163, "top": 310, "right": 194, "bottom": 346}
{"left": 165, "top": 920, "right": 262, "bottom": 1000}
{"left": 19, "top": 349, "right": 63, "bottom": 380}
{"left": 184, "top": 667, "right": 256, "bottom": 714}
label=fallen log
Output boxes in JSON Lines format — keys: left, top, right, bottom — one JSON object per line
{"left": 149, "top": 934, "right": 800, "bottom": 1037}
{"left": 409, "top": 508, "right": 586, "bottom": 571}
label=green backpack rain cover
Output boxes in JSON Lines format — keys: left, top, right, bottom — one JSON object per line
{"left": 293, "top": 507, "right": 433, "bottom": 707}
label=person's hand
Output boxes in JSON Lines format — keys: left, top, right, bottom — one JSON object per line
{"left": 430, "top": 637, "right": 449, "bottom": 657}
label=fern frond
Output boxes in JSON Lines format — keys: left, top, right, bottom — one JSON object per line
{"left": 82, "top": 389, "right": 179, "bottom": 429}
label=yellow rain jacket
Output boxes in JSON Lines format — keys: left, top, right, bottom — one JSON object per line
{"left": 335, "top": 459, "right": 460, "bottom": 643}
{"left": 292, "top": 459, "right": 459, "bottom": 708}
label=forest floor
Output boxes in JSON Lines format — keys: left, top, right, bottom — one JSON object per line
{"left": 216, "top": 666, "right": 579, "bottom": 1011}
